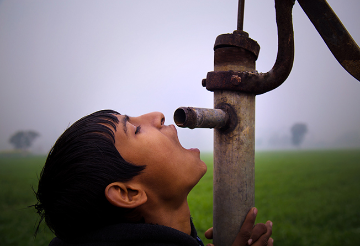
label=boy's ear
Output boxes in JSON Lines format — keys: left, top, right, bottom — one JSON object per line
{"left": 105, "top": 182, "right": 147, "bottom": 209}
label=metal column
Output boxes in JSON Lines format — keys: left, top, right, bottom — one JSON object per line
{"left": 212, "top": 34, "right": 258, "bottom": 246}
{"left": 175, "top": 0, "right": 296, "bottom": 245}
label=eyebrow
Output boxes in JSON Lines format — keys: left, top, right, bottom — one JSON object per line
{"left": 122, "top": 115, "right": 129, "bottom": 135}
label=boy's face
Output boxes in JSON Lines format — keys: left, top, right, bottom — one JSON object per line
{"left": 113, "top": 112, "right": 207, "bottom": 202}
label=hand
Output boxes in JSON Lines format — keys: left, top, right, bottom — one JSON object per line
{"left": 204, "top": 207, "right": 273, "bottom": 246}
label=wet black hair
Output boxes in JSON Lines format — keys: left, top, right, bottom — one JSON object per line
{"left": 33, "top": 109, "right": 146, "bottom": 240}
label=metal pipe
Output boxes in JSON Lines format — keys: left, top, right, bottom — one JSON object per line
{"left": 204, "top": 0, "right": 295, "bottom": 95}
{"left": 213, "top": 91, "right": 255, "bottom": 246}
{"left": 211, "top": 1, "right": 294, "bottom": 244}
{"left": 297, "top": 0, "right": 360, "bottom": 81}
{"left": 174, "top": 107, "right": 229, "bottom": 129}
{"left": 237, "top": 0, "right": 245, "bottom": 31}
{"left": 174, "top": 0, "right": 295, "bottom": 245}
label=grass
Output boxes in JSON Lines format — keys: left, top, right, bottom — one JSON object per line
{"left": 0, "top": 156, "right": 53, "bottom": 246}
{"left": 189, "top": 150, "right": 360, "bottom": 245}
{"left": 1, "top": 150, "right": 360, "bottom": 245}
{"left": 254, "top": 150, "right": 360, "bottom": 246}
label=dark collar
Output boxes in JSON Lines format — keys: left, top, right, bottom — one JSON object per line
{"left": 50, "top": 219, "right": 204, "bottom": 246}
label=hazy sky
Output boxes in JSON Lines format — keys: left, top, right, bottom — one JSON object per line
{"left": 0, "top": 0, "right": 359, "bottom": 153}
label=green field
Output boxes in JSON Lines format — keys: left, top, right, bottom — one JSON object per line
{"left": 1, "top": 150, "right": 360, "bottom": 246}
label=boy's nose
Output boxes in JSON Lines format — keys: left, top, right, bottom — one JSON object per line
{"left": 132, "top": 112, "right": 165, "bottom": 128}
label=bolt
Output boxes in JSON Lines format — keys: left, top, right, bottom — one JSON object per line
{"left": 230, "top": 75, "right": 241, "bottom": 85}
{"left": 202, "top": 79, "right": 207, "bottom": 87}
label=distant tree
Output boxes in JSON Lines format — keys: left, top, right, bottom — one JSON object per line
{"left": 290, "top": 123, "right": 308, "bottom": 147}
{"left": 9, "top": 130, "right": 40, "bottom": 151}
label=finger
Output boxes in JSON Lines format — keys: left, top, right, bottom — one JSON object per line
{"left": 232, "top": 207, "right": 258, "bottom": 246}
{"left": 247, "top": 223, "right": 267, "bottom": 245}
{"left": 205, "top": 227, "right": 213, "bottom": 239}
{"left": 267, "top": 238, "right": 274, "bottom": 246}
{"left": 252, "top": 221, "right": 273, "bottom": 246}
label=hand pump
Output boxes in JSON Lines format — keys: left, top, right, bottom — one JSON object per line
{"left": 175, "top": 1, "right": 295, "bottom": 244}
{"left": 174, "top": 0, "right": 359, "bottom": 245}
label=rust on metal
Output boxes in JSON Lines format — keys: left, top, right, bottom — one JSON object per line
{"left": 231, "top": 74, "right": 242, "bottom": 85}
{"left": 297, "top": 0, "right": 360, "bottom": 81}
{"left": 210, "top": 1, "right": 296, "bottom": 245}
{"left": 204, "top": 0, "right": 295, "bottom": 95}
{"left": 181, "top": 0, "right": 359, "bottom": 245}
{"left": 213, "top": 31, "right": 259, "bottom": 72}
{"left": 213, "top": 91, "right": 255, "bottom": 246}
{"left": 174, "top": 0, "right": 297, "bottom": 245}
{"left": 214, "top": 31, "right": 260, "bottom": 58}
{"left": 174, "top": 107, "right": 229, "bottom": 129}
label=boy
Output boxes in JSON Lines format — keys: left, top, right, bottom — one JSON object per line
{"left": 34, "top": 110, "right": 272, "bottom": 246}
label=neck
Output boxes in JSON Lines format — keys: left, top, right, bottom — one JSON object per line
{"left": 139, "top": 199, "right": 192, "bottom": 235}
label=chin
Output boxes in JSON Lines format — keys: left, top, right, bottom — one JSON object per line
{"left": 198, "top": 161, "right": 208, "bottom": 179}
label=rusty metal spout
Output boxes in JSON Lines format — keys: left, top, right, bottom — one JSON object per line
{"left": 174, "top": 107, "right": 231, "bottom": 130}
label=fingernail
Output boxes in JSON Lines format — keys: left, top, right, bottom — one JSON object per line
{"left": 270, "top": 221, "right": 273, "bottom": 227}
{"left": 247, "top": 239, "right": 252, "bottom": 245}
{"left": 253, "top": 208, "right": 258, "bottom": 215}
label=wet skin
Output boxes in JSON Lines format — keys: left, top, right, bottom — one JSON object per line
{"left": 113, "top": 112, "right": 208, "bottom": 204}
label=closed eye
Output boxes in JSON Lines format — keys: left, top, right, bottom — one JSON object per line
{"left": 135, "top": 125, "right": 141, "bottom": 134}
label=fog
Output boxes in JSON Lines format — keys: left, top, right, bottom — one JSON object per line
{"left": 0, "top": 0, "right": 359, "bottom": 154}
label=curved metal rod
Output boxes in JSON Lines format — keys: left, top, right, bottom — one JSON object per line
{"left": 205, "top": 0, "right": 295, "bottom": 95}
{"left": 297, "top": 0, "right": 360, "bottom": 81}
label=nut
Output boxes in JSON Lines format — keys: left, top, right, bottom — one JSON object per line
{"left": 230, "top": 75, "right": 241, "bottom": 85}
